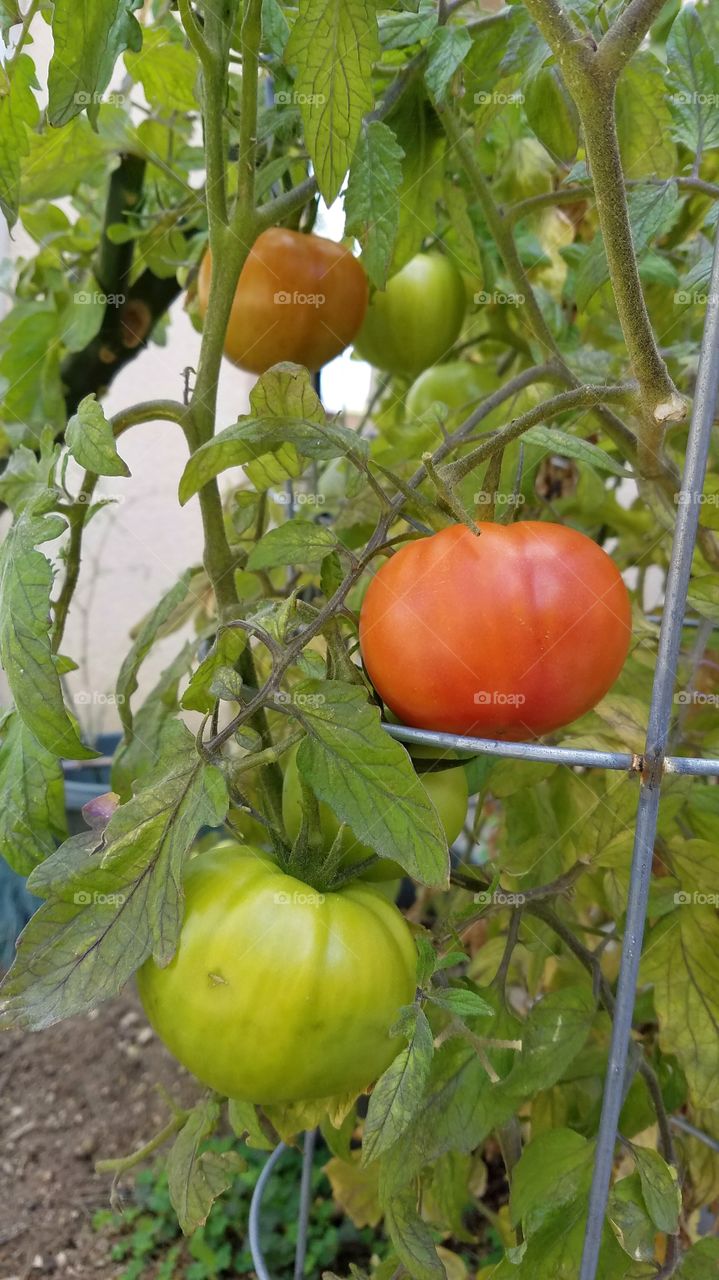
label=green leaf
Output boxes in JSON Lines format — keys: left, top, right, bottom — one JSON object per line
{"left": 0, "top": 509, "right": 96, "bottom": 761}
{"left": 178, "top": 365, "right": 364, "bottom": 503}
{"left": 666, "top": 5, "right": 719, "bottom": 155}
{"left": 296, "top": 681, "right": 450, "bottom": 886}
{"left": 607, "top": 1173, "right": 656, "bottom": 1262}
{"left": 383, "top": 1187, "right": 446, "bottom": 1280}
{"left": 616, "top": 53, "right": 677, "bottom": 179}
{"left": 0, "top": 304, "right": 66, "bottom": 433}
{"left": 247, "top": 521, "right": 339, "bottom": 571}
{"left": 0, "top": 710, "right": 67, "bottom": 874}
{"left": 687, "top": 574, "right": 719, "bottom": 623}
{"left": 0, "top": 439, "right": 58, "bottom": 516}
{"left": 524, "top": 64, "right": 579, "bottom": 164}
{"left": 345, "top": 120, "right": 404, "bottom": 289}
{"left": 424, "top": 25, "right": 472, "bottom": 103}
{"left": 510, "top": 1129, "right": 594, "bottom": 1236}
{"left": 116, "top": 571, "right": 192, "bottom": 738}
{"left": 261, "top": 0, "right": 290, "bottom": 57}
{"left": 363, "top": 1008, "right": 434, "bottom": 1165}
{"left": 21, "top": 116, "right": 110, "bottom": 203}
{"left": 389, "top": 84, "right": 445, "bottom": 271}
{"left": 631, "top": 1144, "right": 680, "bottom": 1234}
{"left": 642, "top": 908, "right": 719, "bottom": 1109}
{"left": 675, "top": 1239, "right": 719, "bottom": 1278}
{"left": 285, "top": 0, "right": 379, "bottom": 204}
{"left": 576, "top": 181, "right": 679, "bottom": 309}
{"left": 429, "top": 986, "right": 495, "bottom": 1020}
{"left": 168, "top": 1099, "right": 245, "bottom": 1235}
{"left": 47, "top": 0, "right": 143, "bottom": 127}
{"left": 66, "top": 395, "right": 131, "bottom": 478}
{"left": 227, "top": 1099, "right": 275, "bottom": 1150}
{"left": 379, "top": 4, "right": 436, "bottom": 50}
{"left": 125, "top": 25, "right": 198, "bottom": 112}
{"left": 0, "top": 722, "right": 227, "bottom": 1029}
{"left": 181, "top": 629, "right": 245, "bottom": 715}
{"left": 523, "top": 426, "right": 629, "bottom": 478}
{"left": 0, "top": 54, "right": 40, "bottom": 228}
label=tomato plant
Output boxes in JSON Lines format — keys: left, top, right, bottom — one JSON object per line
{"left": 2, "top": 0, "right": 719, "bottom": 1276}
{"left": 137, "top": 846, "right": 417, "bottom": 1104}
{"left": 360, "top": 521, "right": 631, "bottom": 739}
{"left": 353, "top": 252, "right": 466, "bottom": 376}
{"left": 197, "top": 228, "right": 368, "bottom": 374}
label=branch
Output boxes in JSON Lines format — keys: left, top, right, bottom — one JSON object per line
{"left": 595, "top": 0, "right": 669, "bottom": 75}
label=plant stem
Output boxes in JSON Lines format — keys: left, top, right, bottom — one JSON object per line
{"left": 95, "top": 1109, "right": 190, "bottom": 1175}
{"left": 595, "top": 0, "right": 670, "bottom": 74}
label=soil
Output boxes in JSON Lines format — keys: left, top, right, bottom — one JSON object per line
{"left": 0, "top": 989, "right": 201, "bottom": 1280}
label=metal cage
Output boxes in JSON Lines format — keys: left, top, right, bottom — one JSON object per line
{"left": 249, "top": 223, "right": 719, "bottom": 1280}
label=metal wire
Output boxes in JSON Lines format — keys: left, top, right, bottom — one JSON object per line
{"left": 294, "top": 1129, "right": 316, "bottom": 1279}
{"left": 579, "top": 220, "right": 719, "bottom": 1279}
{"left": 248, "top": 1141, "right": 287, "bottom": 1279}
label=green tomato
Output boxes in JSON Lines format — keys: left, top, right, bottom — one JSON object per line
{"left": 282, "top": 745, "right": 469, "bottom": 881}
{"left": 353, "top": 252, "right": 466, "bottom": 378}
{"left": 137, "top": 846, "right": 416, "bottom": 1104}
{"left": 406, "top": 361, "right": 498, "bottom": 426}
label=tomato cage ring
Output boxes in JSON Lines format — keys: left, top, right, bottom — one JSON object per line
{"left": 249, "top": 222, "right": 719, "bottom": 1280}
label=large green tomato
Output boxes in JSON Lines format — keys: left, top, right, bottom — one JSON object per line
{"left": 282, "top": 746, "right": 469, "bottom": 881}
{"left": 353, "top": 252, "right": 466, "bottom": 377}
{"left": 138, "top": 846, "right": 417, "bottom": 1104}
{"left": 406, "top": 361, "right": 498, "bottom": 425}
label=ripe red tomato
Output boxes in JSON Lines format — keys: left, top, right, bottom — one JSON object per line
{"left": 359, "top": 521, "right": 631, "bottom": 740}
{"left": 197, "top": 228, "right": 368, "bottom": 374}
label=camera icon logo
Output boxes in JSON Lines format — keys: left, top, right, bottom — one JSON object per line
{"left": 274, "top": 290, "right": 292, "bottom": 305}
{"left": 74, "top": 890, "right": 93, "bottom": 906}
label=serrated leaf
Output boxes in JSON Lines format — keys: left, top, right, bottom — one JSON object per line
{"left": 227, "top": 1099, "right": 275, "bottom": 1150}
{"left": 523, "top": 426, "right": 628, "bottom": 477}
{"left": 247, "top": 521, "right": 339, "bottom": 570}
{"left": 325, "top": 1152, "right": 382, "bottom": 1228}
{"left": 607, "top": 1173, "right": 656, "bottom": 1262}
{"left": 666, "top": 5, "right": 719, "bottom": 155}
{"left": 511, "top": 1129, "right": 594, "bottom": 1236}
{"left": 295, "top": 681, "right": 450, "bottom": 886}
{"left": 0, "top": 721, "right": 227, "bottom": 1029}
{"left": 116, "top": 571, "right": 192, "bottom": 737}
{"left": 424, "top": 25, "right": 472, "bottom": 103}
{"left": 181, "top": 629, "right": 245, "bottom": 715}
{"left": 285, "top": 0, "right": 379, "bottom": 203}
{"left": 345, "top": 121, "right": 404, "bottom": 288}
{"left": 675, "top": 1239, "right": 719, "bottom": 1278}
{"left": 631, "top": 1144, "right": 680, "bottom": 1234}
{"left": 0, "top": 441, "right": 58, "bottom": 516}
{"left": 524, "top": 64, "right": 579, "bottom": 164}
{"left": 0, "top": 710, "right": 67, "bottom": 874}
{"left": 47, "top": 0, "right": 143, "bottom": 127}
{"left": 66, "top": 395, "right": 131, "bottom": 478}
{"left": 0, "top": 54, "right": 40, "bottom": 228}
{"left": 642, "top": 908, "right": 719, "bottom": 1109}
{"left": 379, "top": 4, "right": 436, "bottom": 50}
{"left": 125, "top": 25, "right": 198, "bottom": 112}
{"left": 363, "top": 1008, "right": 433, "bottom": 1164}
{"left": 383, "top": 1187, "right": 446, "bottom": 1280}
{"left": 616, "top": 53, "right": 676, "bottom": 179}
{"left": 575, "top": 181, "right": 679, "bottom": 309}
{"left": 111, "top": 643, "right": 194, "bottom": 800}
{"left": 168, "top": 1099, "right": 245, "bottom": 1235}
{"left": 0, "top": 509, "right": 96, "bottom": 761}
{"left": 429, "top": 987, "right": 495, "bottom": 1020}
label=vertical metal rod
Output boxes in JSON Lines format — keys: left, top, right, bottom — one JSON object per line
{"left": 294, "top": 1129, "right": 317, "bottom": 1279}
{"left": 580, "top": 223, "right": 719, "bottom": 1279}
{"left": 249, "top": 1141, "right": 287, "bottom": 1279}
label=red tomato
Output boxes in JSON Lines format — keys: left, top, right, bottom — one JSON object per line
{"left": 359, "top": 521, "right": 631, "bottom": 740}
{"left": 197, "top": 228, "right": 368, "bottom": 374}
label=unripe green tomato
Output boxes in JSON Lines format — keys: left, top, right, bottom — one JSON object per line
{"left": 282, "top": 745, "right": 469, "bottom": 881}
{"left": 138, "top": 846, "right": 417, "bottom": 1103}
{"left": 353, "top": 252, "right": 467, "bottom": 378}
{"left": 406, "top": 361, "right": 497, "bottom": 426}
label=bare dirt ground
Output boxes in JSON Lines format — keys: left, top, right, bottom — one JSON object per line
{"left": 0, "top": 989, "right": 200, "bottom": 1280}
